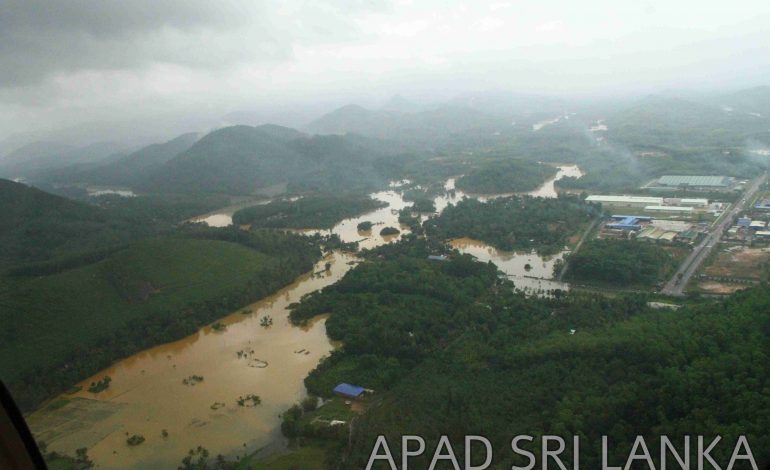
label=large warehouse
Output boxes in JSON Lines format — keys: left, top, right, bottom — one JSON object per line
{"left": 652, "top": 175, "right": 735, "bottom": 190}
{"left": 585, "top": 195, "right": 663, "bottom": 208}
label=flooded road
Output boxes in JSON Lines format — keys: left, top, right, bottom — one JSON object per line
{"left": 28, "top": 253, "right": 357, "bottom": 469}
{"left": 30, "top": 164, "right": 582, "bottom": 468}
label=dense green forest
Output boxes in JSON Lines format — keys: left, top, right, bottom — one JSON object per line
{"left": 0, "top": 228, "right": 321, "bottom": 409}
{"left": 232, "top": 194, "right": 386, "bottom": 229}
{"left": 286, "top": 238, "right": 770, "bottom": 469}
{"left": 456, "top": 159, "right": 557, "bottom": 194}
{"left": 423, "top": 194, "right": 598, "bottom": 253}
{"left": 564, "top": 239, "right": 679, "bottom": 287}
{"left": 341, "top": 287, "right": 770, "bottom": 469}
{"left": 290, "top": 248, "right": 502, "bottom": 396}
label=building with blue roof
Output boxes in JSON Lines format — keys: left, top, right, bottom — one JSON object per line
{"left": 333, "top": 383, "right": 366, "bottom": 399}
{"left": 606, "top": 215, "right": 651, "bottom": 231}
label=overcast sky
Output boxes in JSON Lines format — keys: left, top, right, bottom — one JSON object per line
{"left": 1, "top": 0, "right": 769, "bottom": 145}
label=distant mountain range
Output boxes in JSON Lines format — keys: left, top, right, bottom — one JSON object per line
{"left": 144, "top": 124, "right": 402, "bottom": 194}
{"left": 34, "top": 132, "right": 201, "bottom": 187}
{"left": 0, "top": 140, "right": 130, "bottom": 176}
{"left": 4, "top": 87, "right": 769, "bottom": 196}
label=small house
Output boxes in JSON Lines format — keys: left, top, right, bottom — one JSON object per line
{"left": 333, "top": 383, "right": 366, "bottom": 400}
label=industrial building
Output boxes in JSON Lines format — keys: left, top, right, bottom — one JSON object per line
{"left": 644, "top": 205, "right": 694, "bottom": 215}
{"left": 637, "top": 226, "right": 678, "bottom": 243}
{"left": 754, "top": 199, "right": 770, "bottom": 211}
{"left": 606, "top": 215, "right": 652, "bottom": 231}
{"left": 586, "top": 195, "right": 663, "bottom": 207}
{"left": 663, "top": 198, "right": 709, "bottom": 207}
{"left": 651, "top": 175, "right": 735, "bottom": 190}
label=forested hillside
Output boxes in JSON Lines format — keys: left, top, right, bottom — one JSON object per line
{"left": 0, "top": 178, "right": 225, "bottom": 270}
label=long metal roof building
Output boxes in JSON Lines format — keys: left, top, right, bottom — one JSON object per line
{"left": 656, "top": 175, "right": 732, "bottom": 188}
{"left": 586, "top": 195, "right": 663, "bottom": 205}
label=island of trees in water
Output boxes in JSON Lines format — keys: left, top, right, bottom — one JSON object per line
{"left": 424, "top": 194, "right": 599, "bottom": 254}
{"left": 232, "top": 194, "right": 386, "bottom": 229}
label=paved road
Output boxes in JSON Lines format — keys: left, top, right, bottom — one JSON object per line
{"left": 660, "top": 173, "right": 767, "bottom": 296}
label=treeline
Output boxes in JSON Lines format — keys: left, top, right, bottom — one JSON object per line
{"left": 455, "top": 159, "right": 557, "bottom": 194}
{"left": 232, "top": 194, "right": 386, "bottom": 229}
{"left": 423, "top": 194, "right": 598, "bottom": 254}
{"left": 564, "top": 239, "right": 677, "bottom": 287}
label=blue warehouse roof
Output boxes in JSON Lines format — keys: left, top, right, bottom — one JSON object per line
{"left": 333, "top": 383, "right": 365, "bottom": 398}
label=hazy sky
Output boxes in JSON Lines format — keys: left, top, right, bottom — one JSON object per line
{"left": 1, "top": 0, "right": 769, "bottom": 144}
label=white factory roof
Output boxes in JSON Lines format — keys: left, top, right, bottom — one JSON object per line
{"left": 755, "top": 231, "right": 770, "bottom": 237}
{"left": 644, "top": 205, "right": 694, "bottom": 212}
{"left": 750, "top": 221, "right": 767, "bottom": 228}
{"left": 586, "top": 195, "right": 663, "bottom": 204}
{"left": 680, "top": 198, "right": 709, "bottom": 206}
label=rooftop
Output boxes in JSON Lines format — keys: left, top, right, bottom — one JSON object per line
{"left": 644, "top": 205, "right": 694, "bottom": 212}
{"left": 656, "top": 175, "right": 732, "bottom": 187}
{"left": 333, "top": 383, "right": 365, "bottom": 398}
{"left": 587, "top": 195, "right": 663, "bottom": 204}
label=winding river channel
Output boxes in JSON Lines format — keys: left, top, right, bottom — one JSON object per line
{"left": 28, "top": 164, "right": 582, "bottom": 468}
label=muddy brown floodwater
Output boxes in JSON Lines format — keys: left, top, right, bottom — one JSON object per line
{"left": 28, "top": 252, "right": 357, "bottom": 469}
{"left": 28, "top": 165, "right": 583, "bottom": 468}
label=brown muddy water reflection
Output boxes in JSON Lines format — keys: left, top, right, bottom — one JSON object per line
{"left": 28, "top": 252, "right": 358, "bottom": 469}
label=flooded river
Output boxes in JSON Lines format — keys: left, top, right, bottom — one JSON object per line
{"left": 28, "top": 253, "right": 357, "bottom": 468}
{"left": 29, "top": 164, "right": 581, "bottom": 468}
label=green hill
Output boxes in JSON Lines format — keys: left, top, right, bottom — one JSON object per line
{"left": 0, "top": 178, "right": 225, "bottom": 270}
{"left": 144, "top": 124, "right": 397, "bottom": 195}
{"left": 0, "top": 178, "right": 130, "bottom": 269}
{"left": 0, "top": 231, "right": 320, "bottom": 409}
